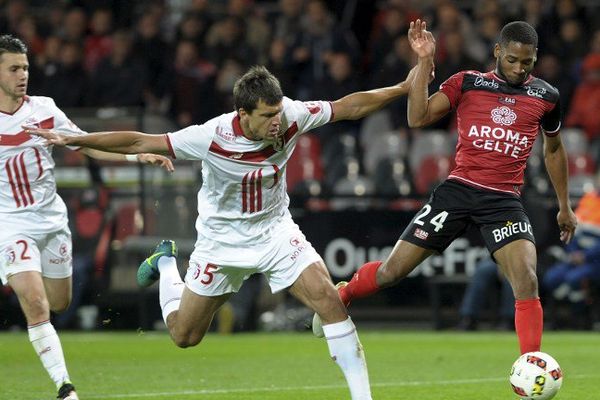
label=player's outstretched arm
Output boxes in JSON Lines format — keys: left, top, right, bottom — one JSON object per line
{"left": 26, "top": 128, "right": 169, "bottom": 155}
{"left": 407, "top": 19, "right": 450, "bottom": 128}
{"left": 543, "top": 134, "right": 577, "bottom": 243}
{"left": 329, "top": 68, "right": 416, "bottom": 122}
{"left": 81, "top": 148, "right": 174, "bottom": 172}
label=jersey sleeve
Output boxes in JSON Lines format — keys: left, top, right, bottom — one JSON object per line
{"left": 285, "top": 98, "right": 333, "bottom": 134}
{"left": 43, "top": 97, "right": 88, "bottom": 150}
{"left": 541, "top": 98, "right": 562, "bottom": 136}
{"left": 166, "top": 121, "right": 216, "bottom": 160}
{"left": 439, "top": 72, "right": 465, "bottom": 110}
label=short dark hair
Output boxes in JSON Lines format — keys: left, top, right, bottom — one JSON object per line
{"left": 0, "top": 35, "right": 28, "bottom": 58}
{"left": 233, "top": 66, "right": 283, "bottom": 114}
{"left": 499, "top": 21, "right": 538, "bottom": 48}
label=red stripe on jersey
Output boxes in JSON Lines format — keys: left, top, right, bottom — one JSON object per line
{"left": 164, "top": 134, "right": 176, "bottom": 159}
{"left": 282, "top": 122, "right": 299, "bottom": 142}
{"left": 209, "top": 123, "right": 299, "bottom": 162}
{"left": 5, "top": 160, "right": 21, "bottom": 207}
{"left": 256, "top": 169, "right": 262, "bottom": 211}
{"left": 0, "top": 130, "right": 32, "bottom": 146}
{"left": 241, "top": 173, "right": 248, "bottom": 212}
{"left": 39, "top": 117, "right": 54, "bottom": 129}
{"left": 0, "top": 117, "right": 54, "bottom": 146}
{"left": 232, "top": 115, "right": 244, "bottom": 136}
{"left": 249, "top": 170, "right": 256, "bottom": 212}
{"left": 19, "top": 153, "right": 35, "bottom": 205}
{"left": 33, "top": 147, "right": 43, "bottom": 179}
{"left": 11, "top": 156, "right": 29, "bottom": 206}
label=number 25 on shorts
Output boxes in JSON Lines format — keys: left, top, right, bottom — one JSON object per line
{"left": 192, "top": 263, "right": 217, "bottom": 285}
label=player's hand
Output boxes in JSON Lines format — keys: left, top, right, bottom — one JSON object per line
{"left": 557, "top": 208, "right": 577, "bottom": 244}
{"left": 24, "top": 127, "right": 69, "bottom": 146}
{"left": 137, "top": 153, "right": 175, "bottom": 172}
{"left": 408, "top": 19, "right": 436, "bottom": 59}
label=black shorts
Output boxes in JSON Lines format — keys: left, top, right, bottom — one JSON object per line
{"left": 400, "top": 180, "right": 535, "bottom": 255}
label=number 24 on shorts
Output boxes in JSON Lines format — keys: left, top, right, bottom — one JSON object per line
{"left": 414, "top": 205, "right": 449, "bottom": 232}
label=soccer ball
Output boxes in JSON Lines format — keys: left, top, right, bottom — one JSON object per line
{"left": 509, "top": 351, "right": 563, "bottom": 399}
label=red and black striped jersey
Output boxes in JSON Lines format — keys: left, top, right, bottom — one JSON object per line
{"left": 439, "top": 70, "right": 561, "bottom": 195}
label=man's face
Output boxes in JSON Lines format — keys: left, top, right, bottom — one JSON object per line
{"left": 0, "top": 52, "right": 28, "bottom": 100}
{"left": 241, "top": 99, "right": 283, "bottom": 141}
{"left": 494, "top": 41, "right": 537, "bottom": 86}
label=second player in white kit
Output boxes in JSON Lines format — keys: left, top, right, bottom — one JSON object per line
{"left": 29, "top": 65, "right": 429, "bottom": 399}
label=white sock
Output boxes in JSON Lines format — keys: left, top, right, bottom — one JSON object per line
{"left": 158, "top": 256, "right": 184, "bottom": 324}
{"left": 323, "top": 317, "right": 372, "bottom": 400}
{"left": 28, "top": 321, "right": 70, "bottom": 388}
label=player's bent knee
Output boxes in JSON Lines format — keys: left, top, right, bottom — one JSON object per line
{"left": 50, "top": 298, "right": 71, "bottom": 314}
{"left": 171, "top": 327, "right": 205, "bottom": 348}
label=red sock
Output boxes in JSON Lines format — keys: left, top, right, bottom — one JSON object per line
{"left": 515, "top": 298, "right": 543, "bottom": 354}
{"left": 339, "top": 261, "right": 382, "bottom": 306}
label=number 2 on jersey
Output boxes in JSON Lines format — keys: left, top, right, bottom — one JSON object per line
{"left": 413, "top": 204, "right": 449, "bottom": 232}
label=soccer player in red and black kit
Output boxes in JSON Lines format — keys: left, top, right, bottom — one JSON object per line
{"left": 313, "top": 20, "right": 578, "bottom": 355}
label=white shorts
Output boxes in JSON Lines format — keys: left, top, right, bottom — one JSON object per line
{"left": 185, "top": 220, "right": 322, "bottom": 296}
{"left": 0, "top": 229, "right": 73, "bottom": 285}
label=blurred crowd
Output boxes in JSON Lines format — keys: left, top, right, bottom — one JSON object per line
{"left": 1, "top": 0, "right": 599, "bottom": 198}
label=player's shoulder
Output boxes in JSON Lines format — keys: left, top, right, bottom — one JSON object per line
{"left": 525, "top": 75, "right": 560, "bottom": 103}
{"left": 26, "top": 95, "right": 59, "bottom": 108}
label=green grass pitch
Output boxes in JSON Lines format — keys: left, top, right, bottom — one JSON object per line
{"left": 2, "top": 330, "right": 598, "bottom": 399}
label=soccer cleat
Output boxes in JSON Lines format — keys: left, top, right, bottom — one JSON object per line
{"left": 312, "top": 281, "right": 348, "bottom": 338}
{"left": 57, "top": 382, "right": 78, "bottom": 400}
{"left": 137, "top": 240, "right": 178, "bottom": 287}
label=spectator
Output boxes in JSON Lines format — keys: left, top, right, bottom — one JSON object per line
{"left": 84, "top": 8, "right": 114, "bottom": 73}
{"left": 206, "top": 15, "right": 258, "bottom": 68}
{"left": 42, "top": 41, "right": 88, "bottom": 108}
{"left": 543, "top": 179, "right": 600, "bottom": 313}
{"left": 565, "top": 53, "right": 600, "bottom": 144}
{"left": 458, "top": 257, "right": 515, "bottom": 331}
{"left": 169, "top": 40, "right": 217, "bottom": 127}
{"left": 88, "top": 30, "right": 148, "bottom": 107}
{"left": 59, "top": 7, "right": 88, "bottom": 42}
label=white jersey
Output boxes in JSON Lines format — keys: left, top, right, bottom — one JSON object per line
{"left": 0, "top": 96, "right": 86, "bottom": 240}
{"left": 166, "top": 97, "right": 333, "bottom": 249}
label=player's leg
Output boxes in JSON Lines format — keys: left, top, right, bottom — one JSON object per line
{"left": 339, "top": 181, "right": 471, "bottom": 306}
{"left": 289, "top": 261, "right": 372, "bottom": 400}
{"left": 9, "top": 272, "right": 77, "bottom": 399}
{"left": 138, "top": 240, "right": 234, "bottom": 347}
{"left": 2, "top": 234, "right": 77, "bottom": 399}
{"left": 166, "top": 287, "right": 230, "bottom": 348}
{"left": 338, "top": 241, "right": 434, "bottom": 305}
{"left": 493, "top": 239, "right": 542, "bottom": 354}
{"left": 43, "top": 276, "right": 72, "bottom": 313}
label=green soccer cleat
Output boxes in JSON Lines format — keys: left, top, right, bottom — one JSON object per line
{"left": 137, "top": 240, "right": 178, "bottom": 287}
{"left": 312, "top": 281, "right": 348, "bottom": 338}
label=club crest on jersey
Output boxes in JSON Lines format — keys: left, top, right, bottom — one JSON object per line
{"left": 272, "top": 135, "right": 284, "bottom": 151}
{"left": 491, "top": 106, "right": 517, "bottom": 126}
{"left": 216, "top": 126, "right": 236, "bottom": 142}
{"left": 3, "top": 246, "right": 16, "bottom": 265}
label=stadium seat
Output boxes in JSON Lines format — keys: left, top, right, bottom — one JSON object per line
{"left": 568, "top": 154, "right": 597, "bottom": 176}
{"left": 408, "top": 130, "right": 455, "bottom": 172}
{"left": 560, "top": 128, "right": 588, "bottom": 155}
{"left": 374, "top": 157, "right": 414, "bottom": 196}
{"left": 359, "top": 109, "right": 393, "bottom": 150}
{"left": 363, "top": 130, "right": 409, "bottom": 176}
{"left": 413, "top": 154, "right": 455, "bottom": 195}
{"left": 286, "top": 133, "right": 323, "bottom": 193}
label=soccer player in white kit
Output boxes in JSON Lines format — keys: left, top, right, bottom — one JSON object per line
{"left": 29, "top": 65, "right": 425, "bottom": 399}
{"left": 0, "top": 35, "right": 174, "bottom": 400}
